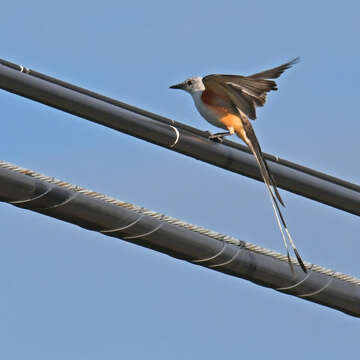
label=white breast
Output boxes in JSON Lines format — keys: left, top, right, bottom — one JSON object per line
{"left": 190, "top": 91, "right": 227, "bottom": 130}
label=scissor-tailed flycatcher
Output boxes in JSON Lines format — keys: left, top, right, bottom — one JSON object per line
{"left": 170, "top": 58, "right": 307, "bottom": 273}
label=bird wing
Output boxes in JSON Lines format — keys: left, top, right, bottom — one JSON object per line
{"left": 202, "top": 75, "right": 258, "bottom": 119}
{"left": 203, "top": 74, "right": 277, "bottom": 119}
{"left": 248, "top": 57, "right": 299, "bottom": 79}
{"left": 203, "top": 58, "right": 298, "bottom": 120}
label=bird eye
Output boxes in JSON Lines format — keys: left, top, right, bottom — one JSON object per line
{"left": 187, "top": 80, "right": 192, "bottom": 86}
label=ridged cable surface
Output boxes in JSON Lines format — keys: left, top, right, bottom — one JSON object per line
{"left": 1, "top": 159, "right": 358, "bottom": 286}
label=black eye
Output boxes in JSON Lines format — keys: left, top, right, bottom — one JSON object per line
{"left": 187, "top": 80, "right": 192, "bottom": 86}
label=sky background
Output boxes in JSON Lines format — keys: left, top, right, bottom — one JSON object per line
{"left": 1, "top": 1, "right": 359, "bottom": 358}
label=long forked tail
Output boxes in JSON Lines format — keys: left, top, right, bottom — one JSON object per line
{"left": 236, "top": 118, "right": 307, "bottom": 273}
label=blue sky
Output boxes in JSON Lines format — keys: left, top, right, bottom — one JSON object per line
{"left": 1, "top": 1, "right": 359, "bottom": 358}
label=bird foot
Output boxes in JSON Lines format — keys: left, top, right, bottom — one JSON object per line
{"left": 208, "top": 134, "right": 225, "bottom": 143}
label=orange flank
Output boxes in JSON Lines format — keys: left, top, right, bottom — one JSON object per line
{"left": 201, "top": 88, "right": 247, "bottom": 141}
{"left": 219, "top": 113, "right": 244, "bottom": 137}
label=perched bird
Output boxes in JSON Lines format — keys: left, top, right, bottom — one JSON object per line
{"left": 170, "top": 58, "right": 307, "bottom": 273}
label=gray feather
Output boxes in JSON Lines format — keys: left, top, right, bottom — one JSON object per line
{"left": 249, "top": 57, "right": 299, "bottom": 79}
{"left": 203, "top": 58, "right": 298, "bottom": 120}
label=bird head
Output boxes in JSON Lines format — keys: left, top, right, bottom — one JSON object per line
{"left": 170, "top": 76, "right": 205, "bottom": 93}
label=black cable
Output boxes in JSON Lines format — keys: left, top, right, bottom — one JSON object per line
{"left": 0, "top": 162, "right": 359, "bottom": 317}
{"left": 0, "top": 59, "right": 359, "bottom": 215}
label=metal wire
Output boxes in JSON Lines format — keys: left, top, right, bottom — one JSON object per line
{"left": 0, "top": 58, "right": 359, "bottom": 216}
{"left": 1, "top": 159, "right": 359, "bottom": 287}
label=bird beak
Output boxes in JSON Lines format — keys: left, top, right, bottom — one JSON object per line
{"left": 170, "top": 82, "right": 186, "bottom": 90}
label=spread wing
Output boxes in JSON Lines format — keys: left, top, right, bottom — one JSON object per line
{"left": 249, "top": 57, "right": 299, "bottom": 79}
{"left": 202, "top": 58, "right": 298, "bottom": 120}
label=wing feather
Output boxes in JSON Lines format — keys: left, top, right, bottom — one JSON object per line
{"left": 249, "top": 57, "right": 299, "bottom": 79}
{"left": 202, "top": 58, "right": 298, "bottom": 120}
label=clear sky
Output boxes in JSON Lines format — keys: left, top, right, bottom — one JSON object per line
{"left": 1, "top": 1, "right": 359, "bottom": 359}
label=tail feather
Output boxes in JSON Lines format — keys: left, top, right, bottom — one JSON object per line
{"left": 236, "top": 114, "right": 307, "bottom": 273}
{"left": 248, "top": 139, "right": 307, "bottom": 273}
{"left": 242, "top": 125, "right": 285, "bottom": 206}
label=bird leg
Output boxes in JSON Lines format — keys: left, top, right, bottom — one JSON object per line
{"left": 208, "top": 131, "right": 232, "bottom": 143}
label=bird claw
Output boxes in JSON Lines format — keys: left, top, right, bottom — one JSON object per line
{"left": 208, "top": 134, "right": 225, "bottom": 143}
